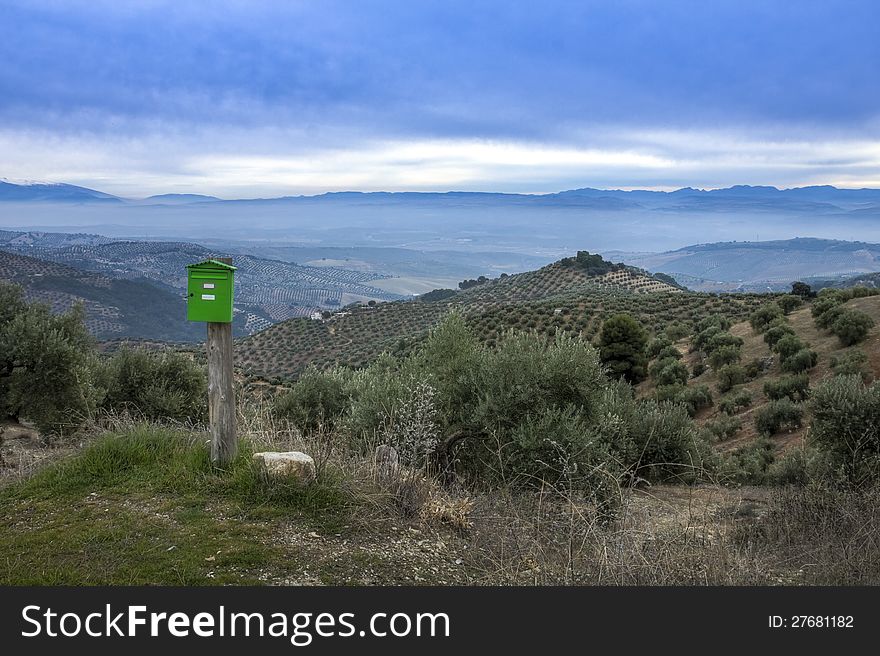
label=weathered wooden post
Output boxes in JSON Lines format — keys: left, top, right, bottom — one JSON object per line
{"left": 186, "top": 257, "right": 237, "bottom": 466}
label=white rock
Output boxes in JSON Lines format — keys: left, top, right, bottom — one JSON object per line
{"left": 252, "top": 451, "right": 316, "bottom": 486}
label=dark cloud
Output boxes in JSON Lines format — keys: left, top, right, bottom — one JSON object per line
{"left": 2, "top": 0, "right": 878, "bottom": 142}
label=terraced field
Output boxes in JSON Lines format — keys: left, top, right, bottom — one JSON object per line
{"left": 238, "top": 259, "right": 769, "bottom": 379}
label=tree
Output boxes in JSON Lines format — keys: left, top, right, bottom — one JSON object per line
{"left": 831, "top": 309, "right": 875, "bottom": 346}
{"left": 791, "top": 281, "right": 814, "bottom": 299}
{"left": 598, "top": 314, "right": 648, "bottom": 384}
{"left": 0, "top": 283, "right": 99, "bottom": 437}
{"left": 777, "top": 294, "right": 803, "bottom": 315}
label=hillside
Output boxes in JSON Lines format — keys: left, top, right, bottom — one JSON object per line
{"left": 608, "top": 238, "right": 880, "bottom": 292}
{"left": 1, "top": 231, "right": 405, "bottom": 335}
{"left": 238, "top": 256, "right": 768, "bottom": 379}
{"left": 638, "top": 295, "right": 880, "bottom": 459}
{"left": 0, "top": 250, "right": 203, "bottom": 341}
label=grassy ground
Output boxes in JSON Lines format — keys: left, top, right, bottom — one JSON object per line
{"left": 4, "top": 423, "right": 880, "bottom": 586}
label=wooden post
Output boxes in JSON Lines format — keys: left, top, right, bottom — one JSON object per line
{"left": 207, "top": 256, "right": 237, "bottom": 466}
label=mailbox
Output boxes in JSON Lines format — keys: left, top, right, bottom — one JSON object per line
{"left": 186, "top": 259, "right": 236, "bottom": 323}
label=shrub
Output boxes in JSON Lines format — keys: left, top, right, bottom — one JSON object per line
{"left": 791, "top": 281, "right": 814, "bottom": 299}
{"left": 831, "top": 309, "right": 875, "bottom": 346}
{"left": 716, "top": 364, "right": 747, "bottom": 393}
{"left": 781, "top": 348, "right": 818, "bottom": 373}
{"left": 704, "top": 331, "right": 744, "bottom": 354}
{"left": 773, "top": 333, "right": 805, "bottom": 361}
{"left": 830, "top": 350, "right": 872, "bottom": 382}
{"left": 721, "top": 437, "right": 775, "bottom": 485}
{"left": 656, "top": 345, "right": 683, "bottom": 361}
{"left": 646, "top": 335, "right": 673, "bottom": 359}
{"left": 664, "top": 321, "right": 690, "bottom": 341}
{"left": 598, "top": 314, "right": 648, "bottom": 384}
{"left": 810, "top": 375, "right": 880, "bottom": 486}
{"left": 655, "top": 384, "right": 713, "bottom": 417}
{"left": 708, "top": 344, "right": 741, "bottom": 369}
{"left": 763, "top": 323, "right": 796, "bottom": 349}
{"left": 0, "top": 285, "right": 99, "bottom": 436}
{"left": 750, "top": 303, "right": 783, "bottom": 333}
{"left": 272, "top": 367, "right": 348, "bottom": 433}
{"left": 692, "top": 361, "right": 707, "bottom": 378}
{"left": 704, "top": 414, "right": 742, "bottom": 441}
{"left": 99, "top": 348, "right": 207, "bottom": 424}
{"left": 777, "top": 294, "right": 803, "bottom": 315}
{"left": 718, "top": 389, "right": 752, "bottom": 414}
{"left": 763, "top": 374, "right": 810, "bottom": 402}
{"left": 650, "top": 357, "right": 689, "bottom": 387}
{"left": 754, "top": 398, "right": 804, "bottom": 436}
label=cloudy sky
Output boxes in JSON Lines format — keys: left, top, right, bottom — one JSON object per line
{"left": 1, "top": 0, "right": 879, "bottom": 197}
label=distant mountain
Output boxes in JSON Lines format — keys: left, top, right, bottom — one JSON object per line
{"left": 142, "top": 194, "right": 221, "bottom": 204}
{"left": 0, "top": 180, "right": 121, "bottom": 203}
{"left": 606, "top": 238, "right": 880, "bottom": 292}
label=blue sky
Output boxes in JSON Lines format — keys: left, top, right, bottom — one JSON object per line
{"left": 1, "top": 0, "right": 878, "bottom": 197}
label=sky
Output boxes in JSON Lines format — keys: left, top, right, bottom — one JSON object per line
{"left": 1, "top": 0, "right": 879, "bottom": 198}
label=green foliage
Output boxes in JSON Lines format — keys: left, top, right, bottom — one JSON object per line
{"left": 0, "top": 283, "right": 99, "bottom": 436}
{"left": 650, "top": 357, "right": 689, "bottom": 387}
{"left": 831, "top": 309, "right": 875, "bottom": 346}
{"left": 763, "top": 374, "right": 810, "bottom": 402}
{"left": 718, "top": 389, "right": 752, "bottom": 414}
{"left": 664, "top": 321, "right": 690, "bottom": 341}
{"left": 646, "top": 336, "right": 673, "bottom": 358}
{"left": 720, "top": 437, "right": 775, "bottom": 485}
{"left": 810, "top": 375, "right": 880, "bottom": 487}
{"left": 691, "top": 361, "right": 707, "bottom": 378}
{"left": 561, "top": 250, "right": 619, "bottom": 276}
{"left": 99, "top": 348, "right": 207, "bottom": 424}
{"left": 781, "top": 348, "right": 818, "bottom": 373}
{"left": 772, "top": 333, "right": 804, "bottom": 360}
{"left": 777, "top": 295, "right": 803, "bottom": 315}
{"left": 272, "top": 367, "right": 348, "bottom": 433}
{"left": 654, "top": 384, "right": 713, "bottom": 417}
{"left": 763, "top": 322, "right": 795, "bottom": 348}
{"left": 830, "top": 350, "right": 872, "bottom": 382}
{"left": 704, "top": 414, "right": 742, "bottom": 441}
{"left": 754, "top": 398, "right": 804, "bottom": 436}
{"left": 598, "top": 313, "right": 648, "bottom": 384}
{"left": 708, "top": 344, "right": 741, "bottom": 369}
{"left": 749, "top": 303, "right": 783, "bottom": 333}
{"left": 716, "top": 364, "right": 747, "bottom": 394}
{"left": 791, "top": 281, "right": 814, "bottom": 299}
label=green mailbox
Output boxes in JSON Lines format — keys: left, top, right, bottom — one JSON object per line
{"left": 186, "top": 259, "right": 236, "bottom": 323}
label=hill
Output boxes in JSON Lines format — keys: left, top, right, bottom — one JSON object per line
{"left": 0, "top": 180, "right": 121, "bottom": 203}
{"left": 0, "top": 231, "right": 406, "bottom": 336}
{"left": 0, "top": 250, "right": 203, "bottom": 341}
{"left": 608, "top": 238, "right": 880, "bottom": 292}
{"left": 237, "top": 255, "right": 768, "bottom": 379}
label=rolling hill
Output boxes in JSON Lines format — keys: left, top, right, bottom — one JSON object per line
{"left": 0, "top": 250, "right": 203, "bottom": 341}
{"left": 237, "top": 255, "right": 770, "bottom": 380}
{"left": 607, "top": 238, "right": 880, "bottom": 292}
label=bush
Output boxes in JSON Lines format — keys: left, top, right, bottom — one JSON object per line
{"left": 655, "top": 384, "right": 713, "bottom": 417}
{"left": 705, "top": 414, "right": 742, "bottom": 441}
{"left": 830, "top": 350, "right": 872, "bottom": 382}
{"left": 754, "top": 398, "right": 804, "bottom": 436}
{"left": 656, "top": 345, "right": 682, "bottom": 361}
{"left": 721, "top": 437, "right": 775, "bottom": 484}
{"left": 763, "top": 323, "right": 796, "bottom": 349}
{"left": 716, "top": 364, "right": 747, "bottom": 393}
{"left": 773, "top": 333, "right": 805, "bottom": 361}
{"left": 718, "top": 389, "right": 752, "bottom": 414}
{"left": 664, "top": 321, "right": 690, "bottom": 341}
{"left": 781, "top": 348, "right": 818, "bottom": 373}
{"left": 646, "top": 336, "right": 673, "bottom": 359}
{"left": 708, "top": 344, "right": 741, "bottom": 369}
{"left": 750, "top": 303, "right": 783, "bottom": 333}
{"left": 598, "top": 314, "right": 648, "bottom": 384}
{"left": 831, "top": 309, "right": 875, "bottom": 346}
{"left": 691, "top": 361, "right": 707, "bottom": 378}
{"left": 810, "top": 375, "right": 880, "bottom": 487}
{"left": 272, "top": 367, "right": 348, "bottom": 433}
{"left": 0, "top": 284, "right": 99, "bottom": 436}
{"left": 777, "top": 294, "right": 803, "bottom": 315}
{"left": 100, "top": 348, "right": 207, "bottom": 424}
{"left": 763, "top": 374, "right": 810, "bottom": 402}
{"left": 650, "top": 357, "right": 689, "bottom": 387}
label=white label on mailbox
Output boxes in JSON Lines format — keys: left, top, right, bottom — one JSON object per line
{"left": 203, "top": 283, "right": 215, "bottom": 289}
{"left": 201, "top": 294, "right": 216, "bottom": 301}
